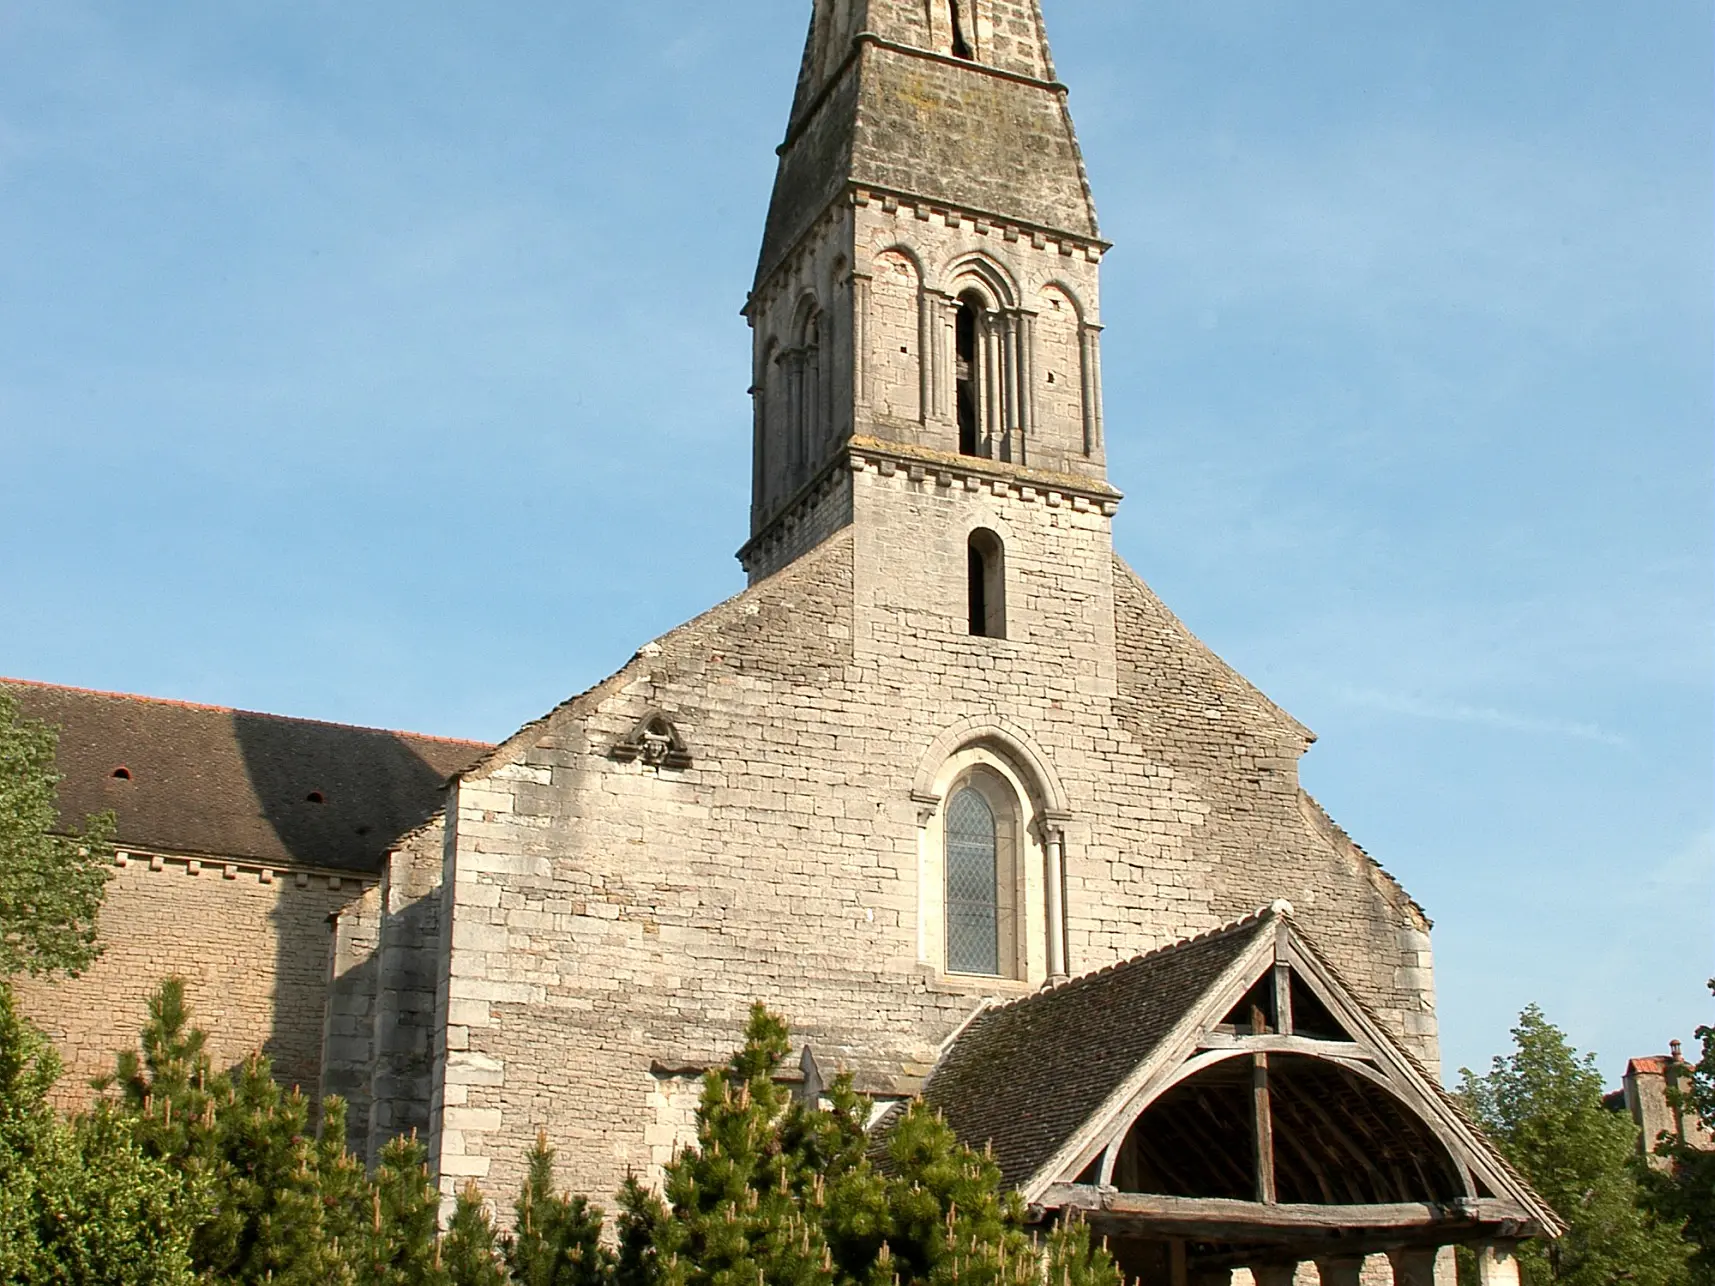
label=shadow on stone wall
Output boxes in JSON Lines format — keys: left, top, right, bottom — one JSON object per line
{"left": 231, "top": 711, "right": 457, "bottom": 1144}
{"left": 367, "top": 891, "right": 444, "bottom": 1162}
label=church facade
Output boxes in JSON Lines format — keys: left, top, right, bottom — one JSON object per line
{"left": 13, "top": 3, "right": 1558, "bottom": 1281}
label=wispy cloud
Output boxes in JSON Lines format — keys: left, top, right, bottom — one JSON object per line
{"left": 1336, "top": 685, "right": 1630, "bottom": 747}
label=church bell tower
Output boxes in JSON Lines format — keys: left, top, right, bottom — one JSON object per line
{"left": 741, "top": 0, "right": 1120, "bottom": 629}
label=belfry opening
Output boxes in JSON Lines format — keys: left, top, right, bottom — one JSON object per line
{"left": 950, "top": 1, "right": 974, "bottom": 60}
{"left": 956, "top": 296, "right": 982, "bottom": 456}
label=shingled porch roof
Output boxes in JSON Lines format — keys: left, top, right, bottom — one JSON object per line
{"left": 923, "top": 915, "right": 1271, "bottom": 1191}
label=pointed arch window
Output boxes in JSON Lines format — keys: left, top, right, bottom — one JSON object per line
{"left": 946, "top": 787, "right": 999, "bottom": 975}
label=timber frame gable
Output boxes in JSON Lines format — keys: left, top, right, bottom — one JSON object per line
{"left": 919, "top": 903, "right": 1561, "bottom": 1266}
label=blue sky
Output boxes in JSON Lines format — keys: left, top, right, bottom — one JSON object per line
{"left": 0, "top": 0, "right": 1709, "bottom": 1085}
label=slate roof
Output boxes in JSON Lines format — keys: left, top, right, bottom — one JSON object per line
{"left": 3, "top": 680, "right": 491, "bottom": 875}
{"left": 920, "top": 915, "right": 1271, "bottom": 1188}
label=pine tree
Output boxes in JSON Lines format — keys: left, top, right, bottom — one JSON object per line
{"left": 442, "top": 1181, "right": 509, "bottom": 1286}
{"left": 864, "top": 1100, "right": 1036, "bottom": 1286}
{"left": 1459, "top": 1005, "right": 1692, "bottom": 1286}
{"left": 618, "top": 1004, "right": 1124, "bottom": 1286}
{"left": 505, "top": 1132, "right": 614, "bottom": 1286}
{"left": 97, "top": 978, "right": 371, "bottom": 1285}
{"left": 0, "top": 979, "right": 202, "bottom": 1284}
{"left": 621, "top": 1004, "right": 836, "bottom": 1286}
{"left": 356, "top": 1132, "right": 450, "bottom": 1286}
{"left": 98, "top": 977, "right": 223, "bottom": 1171}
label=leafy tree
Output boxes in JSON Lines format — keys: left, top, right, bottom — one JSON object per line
{"left": 442, "top": 1182, "right": 510, "bottom": 1286}
{"left": 0, "top": 979, "right": 201, "bottom": 1284}
{"left": 1459, "top": 1005, "right": 1691, "bottom": 1286}
{"left": 0, "top": 687, "right": 114, "bottom": 978}
{"left": 1642, "top": 981, "right": 1715, "bottom": 1285}
{"left": 506, "top": 1132, "right": 614, "bottom": 1286}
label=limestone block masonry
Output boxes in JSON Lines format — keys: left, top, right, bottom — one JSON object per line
{"left": 14, "top": 850, "right": 370, "bottom": 1115}
{"left": 415, "top": 0, "right": 1446, "bottom": 1212}
{"left": 426, "top": 526, "right": 1439, "bottom": 1207}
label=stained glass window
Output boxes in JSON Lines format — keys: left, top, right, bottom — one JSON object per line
{"left": 946, "top": 787, "right": 999, "bottom": 975}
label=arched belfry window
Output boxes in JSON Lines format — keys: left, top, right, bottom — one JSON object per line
{"left": 956, "top": 295, "right": 983, "bottom": 456}
{"left": 968, "top": 528, "right": 1005, "bottom": 638}
{"left": 949, "top": 1, "right": 974, "bottom": 60}
{"left": 946, "top": 787, "right": 999, "bottom": 974}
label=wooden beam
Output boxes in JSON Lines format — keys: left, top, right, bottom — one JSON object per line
{"left": 1274, "top": 961, "right": 1294, "bottom": 1036}
{"left": 1196, "top": 1034, "right": 1372, "bottom": 1060}
{"left": 1254, "top": 1052, "right": 1277, "bottom": 1205}
{"left": 1035, "top": 1186, "right": 1542, "bottom": 1242}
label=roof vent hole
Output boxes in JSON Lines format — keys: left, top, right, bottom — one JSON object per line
{"left": 111, "top": 766, "right": 132, "bottom": 781}
{"left": 306, "top": 791, "right": 325, "bottom": 804}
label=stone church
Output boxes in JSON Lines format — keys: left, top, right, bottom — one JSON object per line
{"left": 11, "top": 2, "right": 1559, "bottom": 1282}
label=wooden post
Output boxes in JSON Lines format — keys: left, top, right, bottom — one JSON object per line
{"left": 1170, "top": 1240, "right": 1189, "bottom": 1286}
{"left": 1250, "top": 997, "right": 1276, "bottom": 1205}
{"left": 1253, "top": 1052, "right": 1276, "bottom": 1204}
{"left": 1274, "top": 961, "right": 1294, "bottom": 1036}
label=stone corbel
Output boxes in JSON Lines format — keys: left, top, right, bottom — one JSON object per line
{"left": 910, "top": 790, "right": 943, "bottom": 826}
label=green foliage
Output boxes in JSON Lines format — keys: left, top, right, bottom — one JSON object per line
{"left": 0, "top": 979, "right": 202, "bottom": 1284}
{"left": 97, "top": 977, "right": 449, "bottom": 1285}
{"left": 1642, "top": 981, "right": 1715, "bottom": 1285}
{"left": 355, "top": 1133, "right": 450, "bottom": 1285}
{"left": 3, "top": 993, "right": 1123, "bottom": 1286}
{"left": 617, "top": 1003, "right": 1122, "bottom": 1286}
{"left": 442, "top": 1182, "right": 509, "bottom": 1286}
{"left": 1459, "top": 1005, "right": 1692, "bottom": 1286}
{"left": 0, "top": 688, "right": 114, "bottom": 978}
{"left": 505, "top": 1133, "right": 613, "bottom": 1286}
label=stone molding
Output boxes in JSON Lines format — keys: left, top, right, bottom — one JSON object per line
{"left": 853, "top": 185, "right": 1108, "bottom": 261}
{"left": 109, "top": 845, "right": 377, "bottom": 893}
{"left": 739, "top": 435, "right": 1121, "bottom": 575}
{"left": 910, "top": 717, "right": 1074, "bottom": 818}
{"left": 750, "top": 183, "right": 1108, "bottom": 320}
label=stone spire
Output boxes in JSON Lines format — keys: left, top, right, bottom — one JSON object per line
{"left": 757, "top": 0, "right": 1100, "bottom": 289}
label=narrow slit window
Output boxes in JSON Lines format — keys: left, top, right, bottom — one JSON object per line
{"left": 949, "top": 1, "right": 974, "bottom": 60}
{"left": 945, "top": 788, "right": 998, "bottom": 974}
{"left": 967, "top": 529, "right": 1006, "bottom": 638}
{"left": 956, "top": 297, "right": 981, "bottom": 456}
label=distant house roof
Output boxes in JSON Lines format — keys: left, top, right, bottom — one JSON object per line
{"left": 3, "top": 680, "right": 491, "bottom": 875}
{"left": 1628, "top": 1057, "right": 1672, "bottom": 1077}
{"left": 920, "top": 916, "right": 1272, "bottom": 1189}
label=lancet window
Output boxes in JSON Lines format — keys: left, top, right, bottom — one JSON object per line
{"left": 941, "top": 767, "right": 1021, "bottom": 978}
{"left": 782, "top": 299, "right": 825, "bottom": 486}
{"left": 945, "top": 787, "right": 999, "bottom": 974}
{"left": 967, "top": 528, "right": 1006, "bottom": 639}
